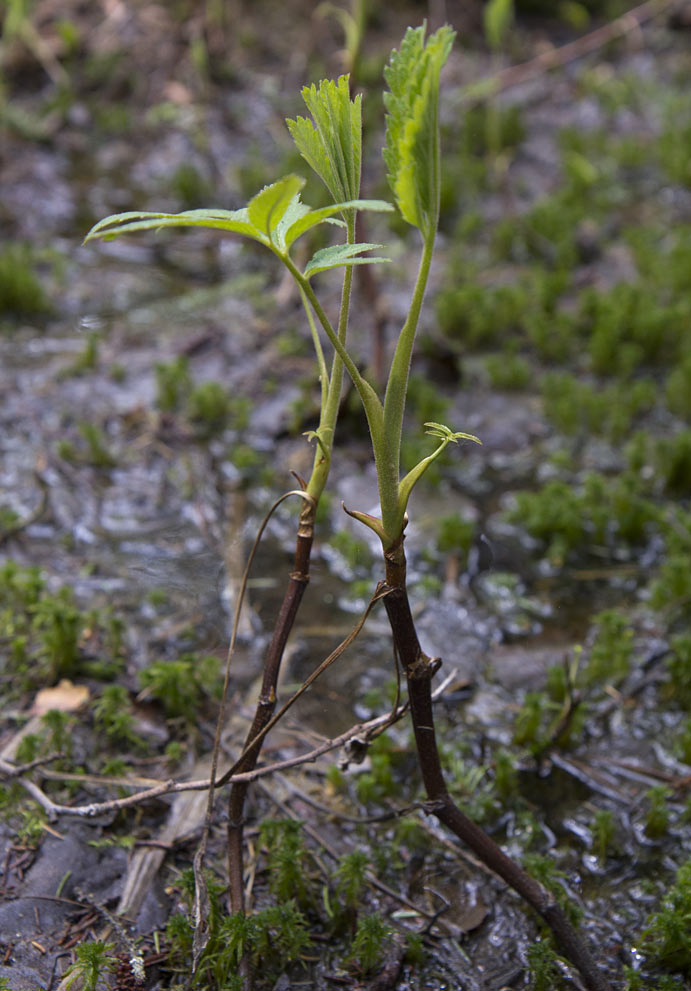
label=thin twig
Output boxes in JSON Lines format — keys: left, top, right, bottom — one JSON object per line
{"left": 461, "top": 0, "right": 675, "bottom": 105}
{"left": 0, "top": 759, "right": 65, "bottom": 818}
{"left": 216, "top": 585, "right": 391, "bottom": 787}
{"left": 0, "top": 672, "right": 456, "bottom": 821}
{"left": 0, "top": 754, "right": 60, "bottom": 777}
{"left": 193, "top": 486, "right": 313, "bottom": 965}
{"left": 0, "top": 674, "right": 458, "bottom": 822}
{"left": 0, "top": 470, "right": 50, "bottom": 547}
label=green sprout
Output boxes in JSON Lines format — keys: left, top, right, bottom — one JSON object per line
{"left": 259, "top": 818, "right": 311, "bottom": 906}
{"left": 92, "top": 684, "right": 144, "bottom": 748}
{"left": 592, "top": 809, "right": 617, "bottom": 865}
{"left": 347, "top": 912, "right": 391, "bottom": 975}
{"left": 644, "top": 786, "right": 671, "bottom": 840}
{"left": 62, "top": 941, "right": 116, "bottom": 991}
{"left": 527, "top": 938, "right": 560, "bottom": 991}
{"left": 335, "top": 849, "right": 370, "bottom": 910}
{"left": 86, "top": 74, "right": 391, "bottom": 537}
{"left": 84, "top": 24, "right": 478, "bottom": 566}
{"left": 643, "top": 859, "right": 691, "bottom": 974}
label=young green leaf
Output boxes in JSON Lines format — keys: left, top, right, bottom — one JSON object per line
{"left": 383, "top": 24, "right": 455, "bottom": 237}
{"left": 287, "top": 75, "right": 362, "bottom": 205}
{"left": 423, "top": 422, "right": 482, "bottom": 445}
{"left": 85, "top": 195, "right": 393, "bottom": 257}
{"left": 342, "top": 504, "right": 388, "bottom": 544}
{"left": 303, "top": 242, "right": 389, "bottom": 279}
{"left": 247, "top": 175, "right": 305, "bottom": 242}
{"left": 395, "top": 423, "right": 481, "bottom": 537}
{"left": 83, "top": 208, "right": 258, "bottom": 243}
{"left": 280, "top": 198, "right": 393, "bottom": 252}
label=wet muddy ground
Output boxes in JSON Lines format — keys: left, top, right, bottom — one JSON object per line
{"left": 1, "top": 2, "right": 691, "bottom": 989}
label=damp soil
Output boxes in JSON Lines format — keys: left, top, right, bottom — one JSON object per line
{"left": 1, "top": 3, "right": 691, "bottom": 990}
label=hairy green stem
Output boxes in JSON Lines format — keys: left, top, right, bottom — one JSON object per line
{"left": 380, "top": 233, "right": 435, "bottom": 536}
{"left": 306, "top": 216, "right": 355, "bottom": 502}
{"left": 282, "top": 254, "right": 389, "bottom": 486}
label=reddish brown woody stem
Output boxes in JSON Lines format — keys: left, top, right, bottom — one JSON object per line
{"left": 227, "top": 502, "right": 314, "bottom": 915}
{"left": 380, "top": 542, "right": 611, "bottom": 991}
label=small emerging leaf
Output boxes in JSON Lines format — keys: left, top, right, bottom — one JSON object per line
{"left": 303, "top": 427, "right": 333, "bottom": 457}
{"left": 304, "top": 242, "right": 389, "bottom": 279}
{"left": 396, "top": 422, "right": 482, "bottom": 540}
{"left": 424, "top": 422, "right": 482, "bottom": 445}
{"left": 342, "top": 503, "right": 387, "bottom": 543}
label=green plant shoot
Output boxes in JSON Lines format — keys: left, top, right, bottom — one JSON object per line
{"left": 281, "top": 25, "right": 480, "bottom": 552}
{"left": 86, "top": 30, "right": 479, "bottom": 553}
{"left": 339, "top": 24, "right": 480, "bottom": 549}
{"left": 85, "top": 82, "right": 391, "bottom": 514}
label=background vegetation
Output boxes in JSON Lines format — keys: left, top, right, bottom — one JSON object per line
{"left": 1, "top": 1, "right": 690, "bottom": 989}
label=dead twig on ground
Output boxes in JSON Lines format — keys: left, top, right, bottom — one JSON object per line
{"left": 0, "top": 470, "right": 50, "bottom": 547}
{"left": 462, "top": 0, "right": 676, "bottom": 105}
{"left": 0, "top": 671, "right": 459, "bottom": 822}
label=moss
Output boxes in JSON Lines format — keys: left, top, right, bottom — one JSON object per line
{"left": 580, "top": 284, "right": 683, "bottom": 376}
{"left": 138, "top": 653, "right": 220, "bottom": 720}
{"left": 541, "top": 373, "right": 656, "bottom": 439}
{"left": 186, "top": 381, "right": 232, "bottom": 437}
{"left": 643, "top": 860, "right": 691, "bottom": 973}
{"left": 347, "top": 913, "right": 392, "bottom": 976}
{"left": 656, "top": 431, "right": 691, "bottom": 496}
{"left": 508, "top": 471, "right": 657, "bottom": 564}
{"left": 665, "top": 635, "right": 691, "bottom": 707}
{"left": 0, "top": 244, "right": 51, "bottom": 318}
{"left": 155, "top": 356, "right": 192, "bottom": 413}
{"left": 592, "top": 809, "right": 617, "bottom": 864}
{"left": 169, "top": 163, "right": 213, "bottom": 208}
{"left": 585, "top": 609, "right": 634, "bottom": 686}
{"left": 527, "top": 938, "right": 560, "bottom": 991}
{"left": 666, "top": 355, "right": 691, "bottom": 419}
{"left": 659, "top": 120, "right": 691, "bottom": 189}
{"left": 436, "top": 512, "right": 475, "bottom": 557}
{"left": 436, "top": 281, "right": 528, "bottom": 350}
{"left": 460, "top": 102, "right": 525, "bottom": 158}
{"left": 651, "top": 553, "right": 691, "bottom": 615}
{"left": 486, "top": 350, "right": 532, "bottom": 390}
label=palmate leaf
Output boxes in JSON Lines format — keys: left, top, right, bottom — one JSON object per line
{"left": 287, "top": 74, "right": 362, "bottom": 205}
{"left": 303, "top": 241, "right": 389, "bottom": 279}
{"left": 383, "top": 24, "right": 455, "bottom": 237}
{"left": 84, "top": 185, "right": 393, "bottom": 260}
{"left": 423, "top": 422, "right": 482, "bottom": 445}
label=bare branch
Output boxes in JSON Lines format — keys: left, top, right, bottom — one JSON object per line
{"left": 464, "top": 0, "right": 675, "bottom": 105}
{"left": 0, "top": 672, "right": 459, "bottom": 821}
